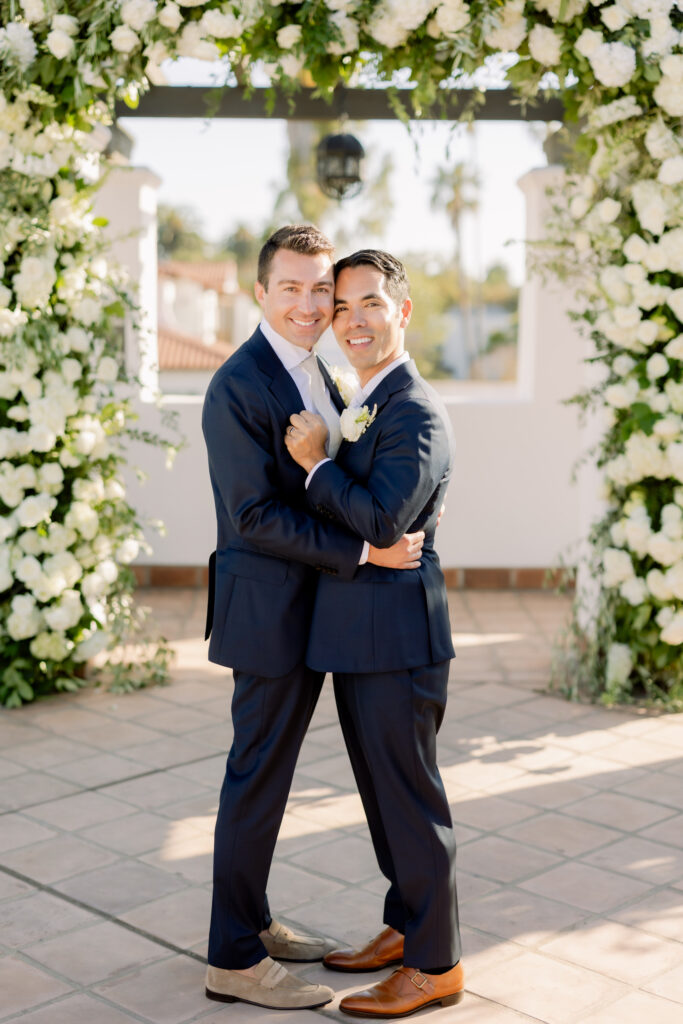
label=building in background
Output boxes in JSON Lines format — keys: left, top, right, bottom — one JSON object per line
{"left": 157, "top": 259, "right": 259, "bottom": 393}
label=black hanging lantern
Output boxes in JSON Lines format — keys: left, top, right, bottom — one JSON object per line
{"left": 316, "top": 132, "right": 365, "bottom": 200}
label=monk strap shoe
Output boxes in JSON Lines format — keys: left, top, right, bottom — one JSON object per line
{"left": 339, "top": 961, "right": 465, "bottom": 1018}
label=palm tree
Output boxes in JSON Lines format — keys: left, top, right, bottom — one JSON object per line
{"left": 430, "top": 160, "right": 480, "bottom": 362}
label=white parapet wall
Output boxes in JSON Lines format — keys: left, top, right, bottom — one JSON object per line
{"left": 102, "top": 164, "right": 588, "bottom": 574}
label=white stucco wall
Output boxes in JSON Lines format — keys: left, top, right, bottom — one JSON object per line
{"left": 102, "top": 164, "right": 587, "bottom": 569}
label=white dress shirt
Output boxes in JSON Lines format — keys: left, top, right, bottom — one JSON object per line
{"left": 260, "top": 319, "right": 369, "bottom": 564}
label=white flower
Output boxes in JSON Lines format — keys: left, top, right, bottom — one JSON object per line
{"left": 620, "top": 576, "right": 648, "bottom": 605}
{"left": 64, "top": 500, "right": 99, "bottom": 539}
{"left": 177, "top": 23, "right": 220, "bottom": 60}
{"left": 72, "top": 628, "right": 109, "bottom": 662}
{"left": 38, "top": 462, "right": 64, "bottom": 493}
{"left": 369, "top": 13, "right": 410, "bottom": 48}
{"left": 158, "top": 2, "right": 183, "bottom": 31}
{"left": 660, "top": 53, "right": 683, "bottom": 81}
{"left": 16, "top": 493, "right": 56, "bottom": 529}
{"left": 0, "top": 22, "right": 37, "bottom": 70}
{"left": 646, "top": 353, "right": 669, "bottom": 380}
{"left": 201, "top": 9, "right": 243, "bottom": 38}
{"left": 570, "top": 195, "right": 590, "bottom": 219}
{"left": 116, "top": 538, "right": 140, "bottom": 563}
{"left": 589, "top": 41, "right": 636, "bottom": 87}
{"left": 661, "top": 610, "right": 683, "bottom": 645}
{"left": 654, "top": 76, "right": 683, "bottom": 117}
{"left": 121, "top": 0, "right": 157, "bottom": 31}
{"left": 30, "top": 631, "right": 70, "bottom": 661}
{"left": 329, "top": 365, "right": 358, "bottom": 406}
{"left": 600, "top": 4, "right": 630, "bottom": 30}
{"left": 277, "top": 24, "right": 302, "bottom": 49}
{"left": 528, "top": 24, "right": 562, "bottom": 65}
{"left": 658, "top": 155, "right": 683, "bottom": 187}
{"left": 645, "top": 118, "right": 680, "bottom": 161}
{"left": 45, "top": 29, "right": 75, "bottom": 60}
{"left": 605, "top": 379, "right": 639, "bottom": 408}
{"left": 72, "top": 296, "right": 102, "bottom": 325}
{"left": 575, "top": 28, "right": 603, "bottom": 57}
{"left": 534, "top": 0, "right": 587, "bottom": 18}
{"left": 340, "top": 403, "right": 378, "bottom": 443}
{"left": 664, "top": 335, "right": 683, "bottom": 360}
{"left": 623, "top": 234, "right": 649, "bottom": 262}
{"left": 43, "top": 588, "right": 83, "bottom": 631}
{"left": 606, "top": 642, "right": 632, "bottom": 686}
{"left": 660, "top": 228, "right": 683, "bottom": 274}
{"left": 623, "top": 517, "right": 651, "bottom": 556}
{"left": 648, "top": 532, "right": 683, "bottom": 566}
{"left": 485, "top": 2, "right": 527, "bottom": 51}
{"left": 20, "top": 0, "right": 46, "bottom": 23}
{"left": 328, "top": 11, "right": 359, "bottom": 53}
{"left": 6, "top": 593, "right": 44, "bottom": 640}
{"left": 95, "top": 356, "right": 119, "bottom": 382}
{"left": 52, "top": 14, "right": 79, "bottom": 36}
{"left": 631, "top": 180, "right": 667, "bottom": 236}
{"left": 13, "top": 254, "right": 56, "bottom": 310}
{"left": 647, "top": 567, "right": 673, "bottom": 601}
{"left": 589, "top": 95, "right": 642, "bottom": 128}
{"left": 110, "top": 25, "right": 140, "bottom": 54}
{"left": 603, "top": 546, "right": 634, "bottom": 586}
{"left": 432, "top": 0, "right": 470, "bottom": 37}
{"left": 597, "top": 197, "right": 621, "bottom": 223}
{"left": 667, "top": 559, "right": 683, "bottom": 599}
{"left": 668, "top": 290, "right": 683, "bottom": 322}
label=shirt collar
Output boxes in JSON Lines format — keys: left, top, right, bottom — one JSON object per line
{"left": 357, "top": 351, "right": 410, "bottom": 404}
{"left": 260, "top": 318, "right": 313, "bottom": 370}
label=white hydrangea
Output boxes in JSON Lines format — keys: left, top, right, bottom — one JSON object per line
{"left": 20, "top": 0, "right": 46, "bottom": 23}
{"left": 645, "top": 118, "right": 680, "bottom": 161}
{"left": 6, "top": 593, "right": 44, "bottom": 640}
{"left": 177, "top": 23, "right": 220, "bottom": 60}
{"left": 631, "top": 179, "right": 667, "bottom": 236}
{"left": 64, "top": 500, "right": 99, "bottom": 539}
{"left": 589, "top": 41, "right": 636, "bottom": 87}
{"left": 201, "top": 9, "right": 243, "bottom": 38}
{"left": 485, "top": 1, "right": 527, "bottom": 51}
{"left": 431, "top": 0, "right": 470, "bottom": 37}
{"left": 13, "top": 254, "right": 57, "bottom": 309}
{"left": 654, "top": 74, "right": 683, "bottom": 117}
{"left": 0, "top": 22, "right": 37, "bottom": 70}
{"left": 277, "top": 24, "right": 302, "bottom": 49}
{"left": 648, "top": 532, "right": 683, "bottom": 565}
{"left": 597, "top": 197, "right": 621, "bottom": 222}
{"left": 620, "top": 576, "right": 648, "bottom": 605}
{"left": 575, "top": 28, "right": 603, "bottom": 57}
{"left": 658, "top": 156, "right": 683, "bottom": 187}
{"left": 600, "top": 4, "right": 631, "bottom": 30}
{"left": 16, "top": 493, "right": 57, "bottom": 529}
{"left": 661, "top": 610, "right": 683, "bottom": 645}
{"left": 647, "top": 567, "right": 673, "bottom": 600}
{"left": 30, "top": 631, "right": 70, "bottom": 661}
{"left": 43, "top": 588, "right": 83, "bottom": 631}
{"left": 660, "top": 227, "right": 683, "bottom": 274}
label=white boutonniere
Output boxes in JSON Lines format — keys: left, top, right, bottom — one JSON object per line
{"left": 329, "top": 364, "right": 358, "bottom": 407}
{"left": 340, "top": 403, "right": 377, "bottom": 443}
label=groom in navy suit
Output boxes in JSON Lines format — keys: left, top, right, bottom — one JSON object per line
{"left": 286, "top": 249, "right": 463, "bottom": 1018}
{"left": 201, "top": 227, "right": 424, "bottom": 1011}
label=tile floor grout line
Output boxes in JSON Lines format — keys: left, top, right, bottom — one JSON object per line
{"left": 0, "top": 862, "right": 208, "bottom": 966}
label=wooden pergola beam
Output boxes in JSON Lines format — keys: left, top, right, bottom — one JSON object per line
{"left": 115, "top": 85, "right": 565, "bottom": 121}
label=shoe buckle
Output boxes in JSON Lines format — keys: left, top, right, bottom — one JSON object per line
{"left": 409, "top": 971, "right": 428, "bottom": 990}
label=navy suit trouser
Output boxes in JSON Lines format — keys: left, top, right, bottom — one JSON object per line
{"left": 333, "top": 661, "right": 461, "bottom": 970}
{"left": 208, "top": 663, "right": 324, "bottom": 969}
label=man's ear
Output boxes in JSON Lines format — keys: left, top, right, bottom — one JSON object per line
{"left": 254, "top": 280, "right": 266, "bottom": 308}
{"left": 399, "top": 296, "right": 412, "bottom": 328}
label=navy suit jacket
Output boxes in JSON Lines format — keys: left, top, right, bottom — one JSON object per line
{"left": 202, "top": 327, "right": 363, "bottom": 678}
{"left": 306, "top": 360, "right": 455, "bottom": 674}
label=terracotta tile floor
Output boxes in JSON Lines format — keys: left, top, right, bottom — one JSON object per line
{"left": 2, "top": 588, "right": 683, "bottom": 1023}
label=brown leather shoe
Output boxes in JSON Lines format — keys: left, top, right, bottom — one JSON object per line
{"left": 339, "top": 963, "right": 465, "bottom": 1018}
{"left": 323, "top": 926, "right": 404, "bottom": 973}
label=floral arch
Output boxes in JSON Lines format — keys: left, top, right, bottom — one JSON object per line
{"left": 0, "top": 0, "right": 682, "bottom": 708}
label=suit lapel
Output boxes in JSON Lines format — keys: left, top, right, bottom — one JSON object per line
{"left": 248, "top": 328, "right": 306, "bottom": 417}
{"left": 317, "top": 357, "right": 346, "bottom": 414}
{"left": 338, "top": 360, "right": 419, "bottom": 457}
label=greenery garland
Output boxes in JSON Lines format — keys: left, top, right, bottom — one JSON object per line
{"left": 0, "top": 0, "right": 681, "bottom": 707}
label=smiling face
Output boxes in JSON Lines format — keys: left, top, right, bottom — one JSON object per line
{"left": 254, "top": 248, "right": 335, "bottom": 350}
{"left": 332, "top": 265, "right": 412, "bottom": 386}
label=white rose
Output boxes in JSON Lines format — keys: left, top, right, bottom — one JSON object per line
{"left": 43, "top": 550, "right": 82, "bottom": 590}
{"left": 21, "top": 0, "right": 46, "bottom": 23}
{"left": 654, "top": 76, "right": 683, "bottom": 118}
{"left": 52, "top": 14, "right": 79, "bottom": 35}
{"left": 369, "top": 14, "right": 409, "bottom": 48}
{"left": 623, "top": 234, "right": 649, "bottom": 262}
{"left": 30, "top": 631, "right": 70, "bottom": 661}
{"left": 116, "top": 537, "right": 139, "bottom": 563}
{"left": 645, "top": 119, "right": 680, "bottom": 161}
{"left": 177, "top": 23, "right": 220, "bottom": 60}
{"left": 647, "top": 567, "right": 673, "bottom": 601}
{"left": 45, "top": 29, "right": 75, "bottom": 60}
{"left": 660, "top": 228, "right": 683, "bottom": 275}
{"left": 485, "top": 3, "right": 527, "bottom": 51}
{"left": 597, "top": 197, "right": 620, "bottom": 223}
{"left": 277, "top": 24, "right": 302, "bottom": 49}
{"left": 606, "top": 642, "right": 632, "bottom": 686}
{"left": 605, "top": 379, "right": 639, "bottom": 407}
{"left": 121, "top": 0, "right": 157, "bottom": 32}
{"left": 660, "top": 54, "right": 683, "bottom": 81}
{"left": 64, "top": 500, "right": 99, "bottom": 539}
{"left": 6, "top": 593, "right": 44, "bottom": 640}
{"left": 664, "top": 335, "right": 683, "bottom": 360}
{"left": 13, "top": 254, "right": 56, "bottom": 310}
{"left": 42, "top": 522, "right": 77, "bottom": 554}
{"left": 38, "top": 462, "right": 64, "bottom": 493}
{"left": 603, "top": 546, "right": 634, "bottom": 586}
{"left": 658, "top": 156, "right": 683, "bottom": 187}
{"left": 158, "top": 2, "right": 183, "bottom": 31}
{"left": 16, "top": 493, "right": 57, "bottom": 528}
{"left": 612, "top": 354, "right": 635, "bottom": 375}
{"left": 620, "top": 576, "right": 648, "bottom": 606}
{"left": 661, "top": 610, "right": 683, "bottom": 645}
{"left": 646, "top": 353, "right": 669, "bottom": 380}
{"left": 110, "top": 25, "right": 140, "bottom": 54}
{"left": 589, "top": 41, "right": 636, "bottom": 87}
{"left": 648, "top": 532, "right": 683, "bottom": 566}
{"left": 95, "top": 355, "right": 119, "bottom": 382}
{"left": 575, "top": 28, "right": 603, "bottom": 57}
{"left": 43, "top": 589, "right": 83, "bottom": 631}
{"left": 201, "top": 10, "right": 243, "bottom": 38}
{"left": 623, "top": 518, "right": 651, "bottom": 557}
{"left": 668, "top": 289, "right": 683, "bottom": 322}
{"left": 667, "top": 560, "right": 683, "bottom": 599}
{"left": 528, "top": 24, "right": 562, "bottom": 65}
{"left": 570, "top": 195, "right": 590, "bottom": 219}
{"left": 600, "top": 4, "right": 630, "bottom": 30}
{"left": 72, "top": 296, "right": 102, "bottom": 325}
{"left": 432, "top": 0, "right": 470, "bottom": 36}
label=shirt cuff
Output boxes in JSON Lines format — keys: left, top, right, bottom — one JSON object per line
{"left": 359, "top": 540, "right": 370, "bottom": 565}
{"left": 305, "top": 457, "right": 331, "bottom": 489}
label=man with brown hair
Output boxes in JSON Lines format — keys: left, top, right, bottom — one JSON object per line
{"left": 202, "top": 227, "right": 424, "bottom": 1010}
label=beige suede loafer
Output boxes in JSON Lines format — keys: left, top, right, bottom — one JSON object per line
{"left": 205, "top": 958, "right": 334, "bottom": 1010}
{"left": 260, "top": 919, "right": 336, "bottom": 962}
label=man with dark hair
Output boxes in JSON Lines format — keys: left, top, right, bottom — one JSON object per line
{"left": 286, "top": 249, "right": 463, "bottom": 1018}
{"left": 202, "top": 227, "right": 424, "bottom": 1010}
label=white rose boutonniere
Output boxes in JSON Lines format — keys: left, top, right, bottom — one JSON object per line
{"left": 329, "top": 364, "right": 358, "bottom": 406}
{"left": 340, "top": 404, "right": 377, "bottom": 443}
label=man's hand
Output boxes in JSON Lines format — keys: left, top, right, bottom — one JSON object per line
{"left": 285, "top": 411, "right": 329, "bottom": 472}
{"left": 368, "top": 531, "right": 424, "bottom": 570}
